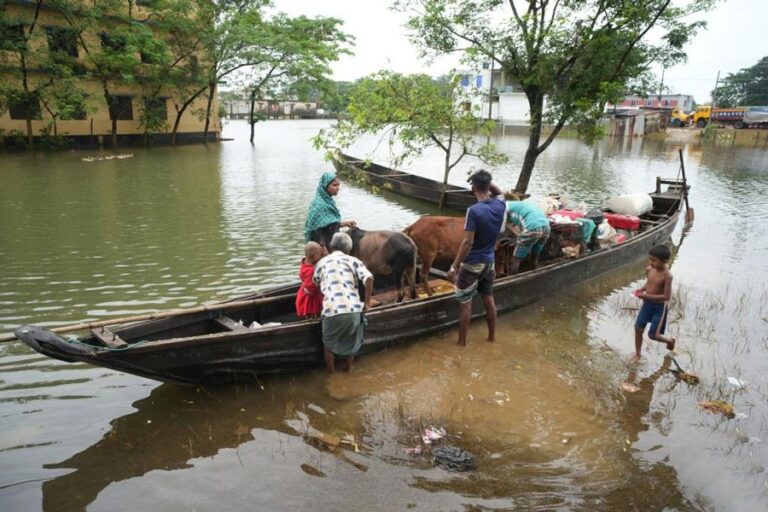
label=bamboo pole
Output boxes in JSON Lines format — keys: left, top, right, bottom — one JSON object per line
{"left": 0, "top": 293, "right": 296, "bottom": 343}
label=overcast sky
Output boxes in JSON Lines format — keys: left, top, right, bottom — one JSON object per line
{"left": 276, "top": 0, "right": 768, "bottom": 105}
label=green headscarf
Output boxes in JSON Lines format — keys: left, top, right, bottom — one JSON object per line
{"left": 304, "top": 172, "right": 341, "bottom": 241}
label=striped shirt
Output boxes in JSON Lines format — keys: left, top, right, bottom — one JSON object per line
{"left": 313, "top": 251, "right": 373, "bottom": 317}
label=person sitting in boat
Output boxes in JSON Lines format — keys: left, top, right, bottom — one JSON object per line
{"left": 304, "top": 172, "right": 357, "bottom": 252}
{"left": 312, "top": 232, "right": 373, "bottom": 373}
{"left": 295, "top": 241, "right": 324, "bottom": 319}
{"left": 505, "top": 193, "right": 551, "bottom": 274}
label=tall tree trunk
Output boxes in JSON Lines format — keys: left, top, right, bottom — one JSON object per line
{"left": 102, "top": 84, "right": 117, "bottom": 149}
{"left": 170, "top": 84, "right": 209, "bottom": 146}
{"left": 202, "top": 82, "right": 215, "bottom": 144}
{"left": 20, "top": 55, "right": 34, "bottom": 149}
{"left": 515, "top": 92, "right": 545, "bottom": 194}
{"left": 249, "top": 89, "right": 256, "bottom": 144}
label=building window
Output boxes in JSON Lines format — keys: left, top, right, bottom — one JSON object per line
{"left": 108, "top": 96, "right": 133, "bottom": 120}
{"left": 143, "top": 97, "right": 167, "bottom": 120}
{"left": 476, "top": 75, "right": 483, "bottom": 87}
{"left": 460, "top": 75, "right": 470, "bottom": 87}
{"left": 1, "top": 23, "right": 26, "bottom": 51}
{"left": 9, "top": 95, "right": 42, "bottom": 120}
{"left": 45, "top": 26, "right": 78, "bottom": 58}
{"left": 100, "top": 33, "right": 127, "bottom": 53}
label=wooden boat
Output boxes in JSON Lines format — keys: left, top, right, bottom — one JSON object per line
{"left": 14, "top": 180, "right": 686, "bottom": 386}
{"left": 331, "top": 150, "right": 476, "bottom": 211}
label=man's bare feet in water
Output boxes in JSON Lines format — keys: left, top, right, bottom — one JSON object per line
{"left": 665, "top": 337, "right": 676, "bottom": 352}
{"left": 629, "top": 353, "right": 642, "bottom": 364}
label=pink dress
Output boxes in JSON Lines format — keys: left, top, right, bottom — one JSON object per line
{"left": 295, "top": 259, "right": 323, "bottom": 317}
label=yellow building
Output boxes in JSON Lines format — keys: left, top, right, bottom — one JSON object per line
{"left": 0, "top": 0, "right": 218, "bottom": 148}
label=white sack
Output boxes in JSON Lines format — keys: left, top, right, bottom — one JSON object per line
{"left": 605, "top": 193, "right": 652, "bottom": 216}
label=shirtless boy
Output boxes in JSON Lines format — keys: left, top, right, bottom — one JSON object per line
{"left": 632, "top": 244, "right": 675, "bottom": 361}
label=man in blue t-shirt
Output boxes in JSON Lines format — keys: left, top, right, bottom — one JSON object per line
{"left": 447, "top": 170, "right": 506, "bottom": 346}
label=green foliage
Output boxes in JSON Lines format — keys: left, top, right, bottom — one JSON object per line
{"left": 314, "top": 71, "right": 506, "bottom": 186}
{"left": 398, "top": 0, "right": 715, "bottom": 192}
{"left": 716, "top": 56, "right": 768, "bottom": 107}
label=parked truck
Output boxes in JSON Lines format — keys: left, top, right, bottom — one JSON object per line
{"left": 668, "top": 107, "right": 690, "bottom": 127}
{"left": 690, "top": 105, "right": 768, "bottom": 129}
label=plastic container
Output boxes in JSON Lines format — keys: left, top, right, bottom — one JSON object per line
{"left": 550, "top": 209, "right": 584, "bottom": 220}
{"left": 584, "top": 209, "right": 604, "bottom": 227}
{"left": 604, "top": 212, "right": 640, "bottom": 230}
{"left": 615, "top": 233, "right": 627, "bottom": 244}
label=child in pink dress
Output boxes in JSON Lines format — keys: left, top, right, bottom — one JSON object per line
{"left": 295, "top": 242, "right": 324, "bottom": 318}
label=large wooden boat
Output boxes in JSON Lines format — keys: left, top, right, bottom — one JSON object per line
{"left": 331, "top": 150, "right": 476, "bottom": 211}
{"left": 15, "top": 181, "right": 686, "bottom": 386}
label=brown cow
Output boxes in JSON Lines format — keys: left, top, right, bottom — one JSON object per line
{"left": 347, "top": 227, "right": 418, "bottom": 302}
{"left": 403, "top": 216, "right": 515, "bottom": 296}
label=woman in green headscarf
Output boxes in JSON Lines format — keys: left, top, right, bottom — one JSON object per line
{"left": 304, "top": 172, "right": 357, "bottom": 250}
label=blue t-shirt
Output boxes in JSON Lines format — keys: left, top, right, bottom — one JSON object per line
{"left": 464, "top": 198, "right": 506, "bottom": 264}
{"left": 506, "top": 201, "right": 549, "bottom": 231}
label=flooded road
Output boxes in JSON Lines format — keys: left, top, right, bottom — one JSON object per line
{"left": 1, "top": 120, "right": 767, "bottom": 511}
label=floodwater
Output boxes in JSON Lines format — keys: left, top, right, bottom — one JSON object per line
{"left": 1, "top": 120, "right": 767, "bottom": 511}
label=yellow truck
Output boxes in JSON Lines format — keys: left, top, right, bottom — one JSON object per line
{"left": 669, "top": 107, "right": 689, "bottom": 127}
{"left": 691, "top": 105, "right": 751, "bottom": 128}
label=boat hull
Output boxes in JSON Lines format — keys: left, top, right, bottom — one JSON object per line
{"left": 17, "top": 209, "right": 680, "bottom": 385}
{"left": 331, "top": 151, "right": 476, "bottom": 211}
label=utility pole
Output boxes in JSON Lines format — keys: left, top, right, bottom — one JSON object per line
{"left": 487, "top": 55, "right": 494, "bottom": 121}
{"left": 658, "top": 66, "right": 665, "bottom": 104}
{"left": 711, "top": 70, "right": 721, "bottom": 109}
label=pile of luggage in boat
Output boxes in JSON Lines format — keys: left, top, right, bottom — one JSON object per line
{"left": 539, "top": 192, "right": 653, "bottom": 259}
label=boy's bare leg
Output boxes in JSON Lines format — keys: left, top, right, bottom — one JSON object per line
{"left": 457, "top": 302, "right": 471, "bottom": 346}
{"left": 481, "top": 294, "right": 497, "bottom": 342}
{"left": 324, "top": 348, "right": 335, "bottom": 373}
{"left": 653, "top": 333, "right": 676, "bottom": 351}
{"left": 344, "top": 355, "right": 355, "bottom": 372}
{"left": 632, "top": 328, "right": 644, "bottom": 361}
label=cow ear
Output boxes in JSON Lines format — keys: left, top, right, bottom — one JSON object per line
{"left": 523, "top": 193, "right": 531, "bottom": 200}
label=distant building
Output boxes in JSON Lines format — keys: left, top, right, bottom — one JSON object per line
{"left": 221, "top": 97, "right": 318, "bottom": 120}
{"left": 457, "top": 66, "right": 534, "bottom": 126}
{"left": 611, "top": 94, "right": 695, "bottom": 111}
{"left": 0, "top": 1, "right": 217, "bottom": 147}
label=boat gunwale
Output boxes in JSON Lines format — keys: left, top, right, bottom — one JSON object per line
{"left": 94, "top": 205, "right": 680, "bottom": 356}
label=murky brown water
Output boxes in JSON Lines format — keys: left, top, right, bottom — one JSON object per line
{"left": 1, "top": 120, "right": 767, "bottom": 511}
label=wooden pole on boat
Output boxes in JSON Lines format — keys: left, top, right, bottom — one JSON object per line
{"left": 678, "top": 148, "right": 694, "bottom": 223}
{"left": 0, "top": 293, "right": 297, "bottom": 343}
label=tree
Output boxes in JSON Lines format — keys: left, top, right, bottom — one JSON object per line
{"left": 715, "top": 56, "right": 768, "bottom": 108}
{"left": 399, "top": 0, "right": 714, "bottom": 193}
{"left": 237, "top": 13, "right": 352, "bottom": 143}
{"left": 1, "top": 0, "right": 48, "bottom": 148}
{"left": 314, "top": 71, "right": 506, "bottom": 205}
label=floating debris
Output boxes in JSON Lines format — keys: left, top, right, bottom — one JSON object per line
{"left": 727, "top": 376, "right": 747, "bottom": 389}
{"left": 404, "top": 446, "right": 422, "bottom": 455}
{"left": 307, "top": 430, "right": 341, "bottom": 451}
{"left": 698, "top": 400, "right": 736, "bottom": 419}
{"left": 433, "top": 446, "right": 476, "bottom": 472}
{"left": 422, "top": 426, "right": 446, "bottom": 444}
{"left": 81, "top": 153, "right": 134, "bottom": 162}
{"left": 620, "top": 382, "right": 640, "bottom": 393}
{"left": 670, "top": 357, "right": 700, "bottom": 384}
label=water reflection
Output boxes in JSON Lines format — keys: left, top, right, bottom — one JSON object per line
{"left": 2, "top": 121, "right": 768, "bottom": 511}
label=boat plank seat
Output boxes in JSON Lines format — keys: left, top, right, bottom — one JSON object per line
{"left": 640, "top": 219, "right": 662, "bottom": 225}
{"left": 214, "top": 315, "right": 249, "bottom": 331}
{"left": 90, "top": 327, "right": 128, "bottom": 349}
